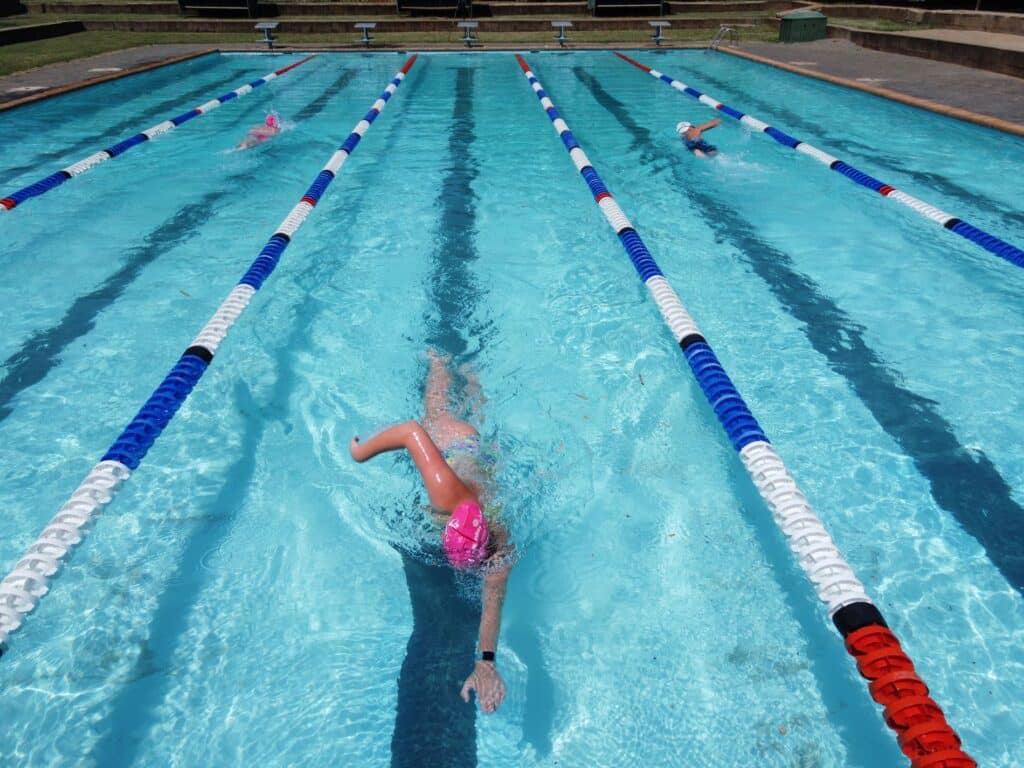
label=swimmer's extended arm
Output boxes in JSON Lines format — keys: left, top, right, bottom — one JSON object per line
{"left": 478, "top": 563, "right": 509, "bottom": 658}
{"left": 696, "top": 118, "right": 721, "bottom": 133}
{"left": 350, "top": 420, "right": 474, "bottom": 513}
{"left": 461, "top": 561, "right": 510, "bottom": 714}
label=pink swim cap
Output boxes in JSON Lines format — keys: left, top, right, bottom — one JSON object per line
{"left": 265, "top": 113, "right": 279, "bottom": 128}
{"left": 443, "top": 500, "right": 489, "bottom": 569}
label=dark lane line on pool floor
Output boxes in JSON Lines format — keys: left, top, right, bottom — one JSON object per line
{"left": 293, "top": 60, "right": 352, "bottom": 122}
{"left": 392, "top": 63, "right": 484, "bottom": 768}
{"left": 570, "top": 66, "right": 894, "bottom": 768}
{"left": 1, "top": 66, "right": 255, "bottom": 182}
{"left": 575, "top": 67, "right": 1024, "bottom": 600}
{"left": 87, "top": 63, "right": 409, "bottom": 766}
{"left": 0, "top": 67, "right": 359, "bottom": 425}
{"left": 663, "top": 62, "right": 1024, "bottom": 232}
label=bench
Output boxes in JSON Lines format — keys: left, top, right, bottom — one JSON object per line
{"left": 552, "top": 19, "right": 572, "bottom": 46}
{"left": 457, "top": 20, "right": 479, "bottom": 47}
{"left": 649, "top": 19, "right": 669, "bottom": 45}
{"left": 255, "top": 21, "right": 278, "bottom": 48}
{"left": 178, "top": 0, "right": 257, "bottom": 18}
{"left": 355, "top": 21, "right": 376, "bottom": 47}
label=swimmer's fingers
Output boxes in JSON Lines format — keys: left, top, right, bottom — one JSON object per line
{"left": 460, "top": 673, "right": 477, "bottom": 703}
{"left": 349, "top": 436, "right": 369, "bottom": 462}
{"left": 465, "top": 663, "right": 505, "bottom": 714}
{"left": 489, "top": 673, "right": 507, "bottom": 714}
{"left": 479, "top": 679, "right": 496, "bottom": 713}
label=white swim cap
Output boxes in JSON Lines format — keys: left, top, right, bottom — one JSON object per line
{"left": 676, "top": 121, "right": 692, "bottom": 134}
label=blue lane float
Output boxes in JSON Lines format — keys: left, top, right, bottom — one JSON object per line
{"left": 0, "top": 55, "right": 318, "bottom": 213}
{"left": 515, "top": 53, "right": 973, "bottom": 767}
{"left": 0, "top": 55, "right": 418, "bottom": 655}
{"left": 615, "top": 52, "right": 1024, "bottom": 271}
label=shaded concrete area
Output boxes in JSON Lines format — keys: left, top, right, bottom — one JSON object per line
{"left": 735, "top": 38, "right": 1024, "bottom": 127}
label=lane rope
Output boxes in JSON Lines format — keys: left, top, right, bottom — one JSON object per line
{"left": 0, "top": 54, "right": 318, "bottom": 213}
{"left": 516, "top": 53, "right": 974, "bottom": 768}
{"left": 614, "top": 52, "right": 1024, "bottom": 271}
{"left": 0, "top": 55, "right": 418, "bottom": 656}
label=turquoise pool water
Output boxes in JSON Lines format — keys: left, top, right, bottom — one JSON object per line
{"left": 1, "top": 49, "right": 1022, "bottom": 766}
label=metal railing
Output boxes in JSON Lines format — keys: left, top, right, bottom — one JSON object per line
{"left": 706, "top": 24, "right": 738, "bottom": 51}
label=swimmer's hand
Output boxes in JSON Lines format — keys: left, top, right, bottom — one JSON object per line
{"left": 349, "top": 436, "right": 370, "bottom": 462}
{"left": 461, "top": 660, "right": 506, "bottom": 714}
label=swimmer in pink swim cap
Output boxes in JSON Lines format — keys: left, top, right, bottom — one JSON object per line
{"left": 235, "top": 111, "right": 282, "bottom": 151}
{"left": 350, "top": 350, "right": 512, "bottom": 714}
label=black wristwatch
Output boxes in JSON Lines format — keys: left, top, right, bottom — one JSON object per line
{"left": 480, "top": 650, "right": 495, "bottom": 663}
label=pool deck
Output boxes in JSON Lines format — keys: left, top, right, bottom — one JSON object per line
{"left": 0, "top": 37, "right": 1022, "bottom": 136}
{"left": 0, "top": 44, "right": 214, "bottom": 109}
{"left": 728, "top": 38, "right": 1024, "bottom": 134}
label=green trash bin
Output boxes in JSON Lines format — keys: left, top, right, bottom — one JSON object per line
{"left": 778, "top": 10, "right": 827, "bottom": 43}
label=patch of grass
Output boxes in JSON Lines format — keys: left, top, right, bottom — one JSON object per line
{"left": 0, "top": 32, "right": 244, "bottom": 75}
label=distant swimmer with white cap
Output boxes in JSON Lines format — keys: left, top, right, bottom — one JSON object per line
{"left": 676, "top": 118, "right": 721, "bottom": 158}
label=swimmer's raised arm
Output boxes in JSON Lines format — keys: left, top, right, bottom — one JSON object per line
{"left": 696, "top": 118, "right": 721, "bottom": 133}
{"left": 350, "top": 420, "right": 474, "bottom": 513}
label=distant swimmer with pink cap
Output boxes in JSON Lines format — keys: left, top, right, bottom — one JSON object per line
{"left": 235, "top": 111, "right": 282, "bottom": 151}
{"left": 350, "top": 350, "right": 512, "bottom": 714}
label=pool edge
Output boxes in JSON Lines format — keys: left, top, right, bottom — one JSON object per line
{"left": 0, "top": 48, "right": 218, "bottom": 113}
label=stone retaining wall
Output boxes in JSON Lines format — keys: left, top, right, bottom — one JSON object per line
{"left": 0, "top": 18, "right": 83, "bottom": 41}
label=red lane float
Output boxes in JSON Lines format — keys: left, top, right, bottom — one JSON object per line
{"left": 845, "top": 625, "right": 974, "bottom": 767}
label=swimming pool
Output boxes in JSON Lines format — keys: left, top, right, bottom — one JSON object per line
{"left": 0, "top": 49, "right": 1022, "bottom": 766}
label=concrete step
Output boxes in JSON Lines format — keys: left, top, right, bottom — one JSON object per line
{"left": 76, "top": 13, "right": 768, "bottom": 30}
{"left": 32, "top": 1, "right": 183, "bottom": 12}
{"left": 481, "top": 2, "right": 588, "bottom": 15}
{"left": 29, "top": 0, "right": 787, "bottom": 14}
{"left": 665, "top": 0, "right": 791, "bottom": 11}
